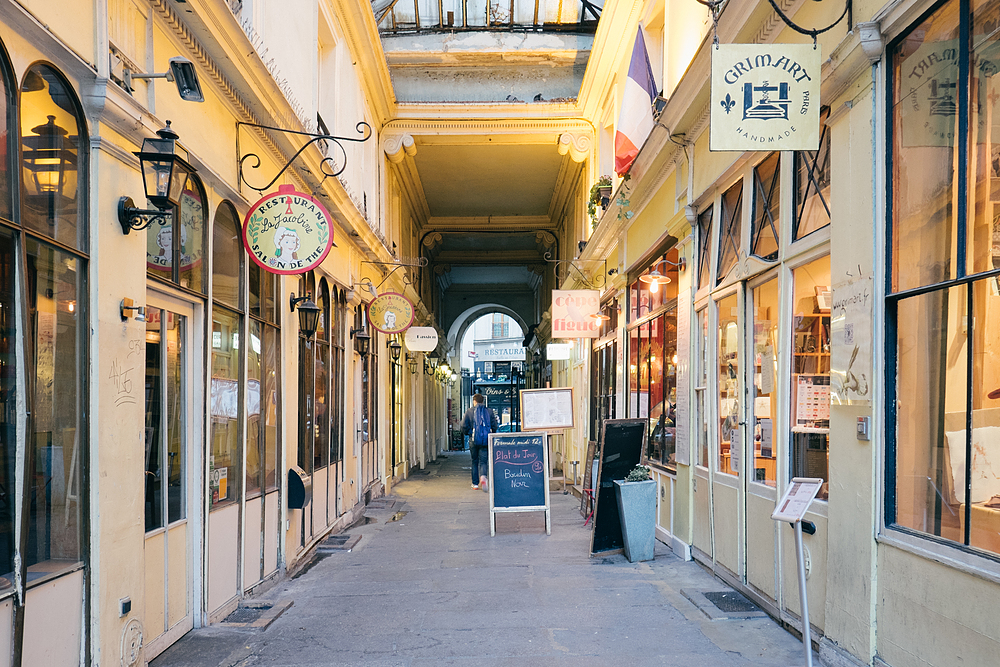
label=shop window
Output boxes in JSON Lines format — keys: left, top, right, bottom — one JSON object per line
{"left": 248, "top": 258, "right": 280, "bottom": 495}
{"left": 717, "top": 179, "right": 743, "bottom": 285}
{"left": 332, "top": 289, "right": 345, "bottom": 465}
{"left": 210, "top": 307, "right": 240, "bottom": 508}
{"left": 212, "top": 203, "right": 241, "bottom": 309}
{"left": 147, "top": 175, "right": 207, "bottom": 293}
{"left": 751, "top": 153, "right": 780, "bottom": 262}
{"left": 794, "top": 107, "right": 831, "bottom": 240}
{"left": 314, "top": 280, "right": 331, "bottom": 471}
{"left": 298, "top": 272, "right": 316, "bottom": 472}
{"left": 20, "top": 65, "right": 85, "bottom": 251}
{"left": 144, "top": 307, "right": 186, "bottom": 531}
{"left": 0, "top": 231, "right": 14, "bottom": 580}
{"left": 590, "top": 299, "right": 618, "bottom": 442}
{"left": 886, "top": 0, "right": 1000, "bottom": 557}
{"left": 26, "top": 239, "right": 85, "bottom": 572}
{"left": 697, "top": 207, "right": 713, "bottom": 290}
{"left": 694, "top": 308, "right": 710, "bottom": 468}
{"left": 0, "top": 59, "right": 10, "bottom": 222}
{"left": 751, "top": 278, "right": 779, "bottom": 487}
{"left": 717, "top": 293, "right": 739, "bottom": 476}
{"left": 791, "top": 255, "right": 831, "bottom": 499}
{"left": 628, "top": 251, "right": 680, "bottom": 470}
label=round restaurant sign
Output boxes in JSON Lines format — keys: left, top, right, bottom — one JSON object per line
{"left": 367, "top": 292, "right": 414, "bottom": 335}
{"left": 243, "top": 184, "right": 333, "bottom": 275}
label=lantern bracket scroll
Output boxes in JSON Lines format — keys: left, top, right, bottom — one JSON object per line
{"left": 544, "top": 252, "right": 606, "bottom": 290}
{"left": 237, "top": 121, "right": 372, "bottom": 194}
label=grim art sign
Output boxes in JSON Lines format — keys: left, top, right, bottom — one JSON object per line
{"left": 243, "top": 184, "right": 333, "bottom": 275}
{"left": 710, "top": 43, "right": 821, "bottom": 152}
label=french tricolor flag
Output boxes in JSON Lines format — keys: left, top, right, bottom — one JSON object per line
{"left": 614, "top": 29, "right": 658, "bottom": 175}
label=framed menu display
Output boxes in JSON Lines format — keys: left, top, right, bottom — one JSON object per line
{"left": 519, "top": 388, "right": 574, "bottom": 431}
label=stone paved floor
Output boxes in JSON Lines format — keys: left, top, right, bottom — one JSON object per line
{"left": 151, "top": 451, "right": 814, "bottom": 666}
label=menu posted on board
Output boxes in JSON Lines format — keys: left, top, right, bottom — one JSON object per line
{"left": 488, "top": 432, "right": 551, "bottom": 536}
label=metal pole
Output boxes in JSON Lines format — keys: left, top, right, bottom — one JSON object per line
{"left": 793, "top": 521, "right": 813, "bottom": 667}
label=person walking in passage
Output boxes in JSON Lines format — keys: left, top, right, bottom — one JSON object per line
{"left": 462, "top": 393, "right": 498, "bottom": 492}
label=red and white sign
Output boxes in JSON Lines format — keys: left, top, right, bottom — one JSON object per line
{"left": 551, "top": 290, "right": 601, "bottom": 339}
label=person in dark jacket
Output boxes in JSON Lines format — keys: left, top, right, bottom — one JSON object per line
{"left": 461, "top": 393, "right": 499, "bottom": 491}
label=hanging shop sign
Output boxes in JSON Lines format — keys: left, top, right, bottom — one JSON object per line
{"left": 710, "top": 43, "right": 821, "bottom": 152}
{"left": 242, "top": 183, "right": 333, "bottom": 275}
{"left": 368, "top": 292, "right": 414, "bottom": 334}
{"left": 551, "top": 289, "right": 601, "bottom": 338}
{"left": 404, "top": 326, "right": 438, "bottom": 352}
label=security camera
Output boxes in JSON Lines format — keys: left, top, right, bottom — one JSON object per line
{"left": 124, "top": 56, "right": 204, "bottom": 103}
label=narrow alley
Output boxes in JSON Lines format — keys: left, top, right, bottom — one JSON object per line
{"left": 152, "top": 453, "right": 809, "bottom": 666}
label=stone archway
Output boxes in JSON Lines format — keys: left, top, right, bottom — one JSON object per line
{"left": 445, "top": 303, "right": 529, "bottom": 364}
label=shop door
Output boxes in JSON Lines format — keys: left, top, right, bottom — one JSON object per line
{"left": 143, "top": 293, "right": 200, "bottom": 659}
{"left": 711, "top": 291, "right": 745, "bottom": 580}
{"left": 744, "top": 277, "right": 781, "bottom": 601}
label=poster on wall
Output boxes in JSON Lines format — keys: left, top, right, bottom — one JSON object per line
{"left": 551, "top": 290, "right": 601, "bottom": 338}
{"left": 830, "top": 276, "right": 872, "bottom": 405}
{"left": 147, "top": 182, "right": 204, "bottom": 275}
{"left": 710, "top": 43, "right": 821, "bottom": 152}
{"left": 242, "top": 184, "right": 334, "bottom": 275}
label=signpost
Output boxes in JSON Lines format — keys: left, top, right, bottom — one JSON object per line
{"left": 771, "top": 477, "right": 824, "bottom": 667}
{"left": 488, "top": 432, "right": 550, "bottom": 536}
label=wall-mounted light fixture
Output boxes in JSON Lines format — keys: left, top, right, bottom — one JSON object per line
{"left": 638, "top": 256, "right": 687, "bottom": 294}
{"left": 388, "top": 338, "right": 402, "bottom": 364}
{"left": 120, "top": 297, "right": 145, "bottom": 322}
{"left": 289, "top": 291, "right": 321, "bottom": 338}
{"left": 406, "top": 353, "right": 418, "bottom": 375}
{"left": 423, "top": 355, "right": 436, "bottom": 376}
{"left": 119, "top": 121, "right": 196, "bottom": 234}
{"left": 351, "top": 325, "right": 371, "bottom": 356}
{"left": 347, "top": 278, "right": 377, "bottom": 302}
{"left": 124, "top": 57, "right": 205, "bottom": 103}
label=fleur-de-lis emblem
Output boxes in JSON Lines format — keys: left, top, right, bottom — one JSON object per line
{"left": 721, "top": 93, "right": 736, "bottom": 114}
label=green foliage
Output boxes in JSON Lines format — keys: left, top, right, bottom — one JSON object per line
{"left": 624, "top": 464, "right": 652, "bottom": 483}
{"left": 588, "top": 174, "right": 613, "bottom": 229}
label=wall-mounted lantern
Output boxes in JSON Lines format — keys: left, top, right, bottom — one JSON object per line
{"left": 289, "top": 292, "right": 321, "bottom": 339}
{"left": 119, "top": 121, "right": 196, "bottom": 234}
{"left": 407, "top": 354, "right": 418, "bottom": 375}
{"left": 351, "top": 325, "right": 371, "bottom": 356}
{"left": 388, "top": 338, "right": 402, "bottom": 364}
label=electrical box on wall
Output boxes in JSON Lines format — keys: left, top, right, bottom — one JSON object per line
{"left": 857, "top": 416, "right": 871, "bottom": 441}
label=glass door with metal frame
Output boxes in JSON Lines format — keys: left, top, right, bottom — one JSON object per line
{"left": 143, "top": 292, "right": 199, "bottom": 659}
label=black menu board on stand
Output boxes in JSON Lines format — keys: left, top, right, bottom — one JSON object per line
{"left": 590, "top": 419, "right": 647, "bottom": 555}
{"left": 488, "top": 432, "right": 551, "bottom": 536}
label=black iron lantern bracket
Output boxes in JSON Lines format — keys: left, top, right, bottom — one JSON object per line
{"left": 119, "top": 196, "right": 170, "bottom": 234}
{"left": 544, "top": 252, "right": 607, "bottom": 290}
{"left": 237, "top": 121, "right": 372, "bottom": 194}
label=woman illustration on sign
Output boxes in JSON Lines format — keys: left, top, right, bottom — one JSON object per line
{"left": 273, "top": 227, "right": 301, "bottom": 260}
{"left": 383, "top": 311, "right": 397, "bottom": 330}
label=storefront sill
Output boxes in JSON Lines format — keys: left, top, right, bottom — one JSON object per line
{"left": 878, "top": 528, "right": 1000, "bottom": 586}
{"left": 25, "top": 561, "right": 84, "bottom": 590}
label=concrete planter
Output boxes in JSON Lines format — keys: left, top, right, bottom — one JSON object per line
{"left": 614, "top": 479, "right": 656, "bottom": 562}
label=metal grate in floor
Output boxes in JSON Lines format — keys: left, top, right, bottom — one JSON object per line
{"left": 703, "top": 591, "right": 758, "bottom": 613}
{"left": 224, "top": 604, "right": 271, "bottom": 624}
{"left": 318, "top": 533, "right": 361, "bottom": 551}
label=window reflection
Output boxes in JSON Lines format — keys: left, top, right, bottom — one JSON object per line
{"left": 210, "top": 308, "right": 240, "bottom": 506}
{"left": 26, "top": 239, "right": 83, "bottom": 574}
{"left": 717, "top": 293, "right": 739, "bottom": 476}
{"left": 0, "top": 231, "right": 16, "bottom": 583}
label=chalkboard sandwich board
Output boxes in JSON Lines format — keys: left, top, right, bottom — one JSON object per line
{"left": 590, "top": 419, "right": 647, "bottom": 556}
{"left": 488, "top": 432, "right": 551, "bottom": 536}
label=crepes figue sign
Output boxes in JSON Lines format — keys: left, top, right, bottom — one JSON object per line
{"left": 243, "top": 184, "right": 334, "bottom": 274}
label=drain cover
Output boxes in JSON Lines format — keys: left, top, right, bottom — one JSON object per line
{"left": 704, "top": 591, "right": 758, "bottom": 613}
{"left": 318, "top": 534, "right": 361, "bottom": 551}
{"left": 224, "top": 604, "right": 269, "bottom": 624}
{"left": 367, "top": 499, "right": 395, "bottom": 510}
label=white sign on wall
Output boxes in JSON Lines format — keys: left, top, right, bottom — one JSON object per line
{"left": 830, "top": 276, "right": 872, "bottom": 405}
{"left": 710, "top": 43, "right": 821, "bottom": 152}
{"left": 551, "top": 290, "right": 600, "bottom": 339}
{"left": 404, "top": 326, "right": 438, "bottom": 352}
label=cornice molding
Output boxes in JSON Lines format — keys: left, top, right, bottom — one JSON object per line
{"left": 383, "top": 133, "right": 417, "bottom": 163}
{"left": 557, "top": 132, "right": 592, "bottom": 163}
{"left": 425, "top": 216, "right": 554, "bottom": 229}
{"left": 383, "top": 117, "right": 594, "bottom": 136}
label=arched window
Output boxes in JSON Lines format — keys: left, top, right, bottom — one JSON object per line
{"left": 147, "top": 173, "right": 207, "bottom": 293}
{"left": 213, "top": 202, "right": 242, "bottom": 308}
{"left": 20, "top": 64, "right": 86, "bottom": 249}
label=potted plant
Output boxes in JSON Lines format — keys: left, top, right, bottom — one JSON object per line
{"left": 614, "top": 464, "right": 656, "bottom": 562}
{"left": 588, "top": 175, "right": 614, "bottom": 228}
